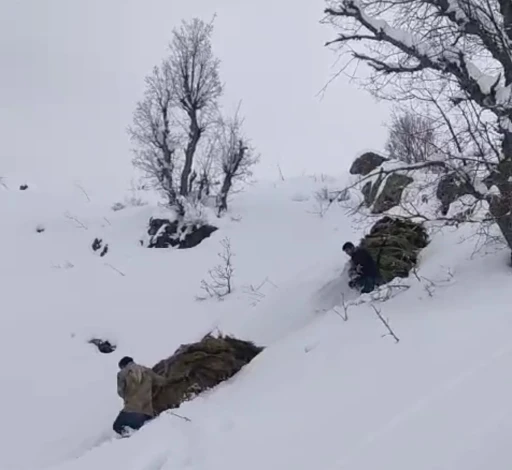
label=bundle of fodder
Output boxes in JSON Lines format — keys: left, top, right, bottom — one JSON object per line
{"left": 151, "top": 333, "right": 264, "bottom": 415}
{"left": 359, "top": 216, "right": 429, "bottom": 284}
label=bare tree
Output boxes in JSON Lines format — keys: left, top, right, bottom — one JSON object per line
{"left": 129, "top": 18, "right": 222, "bottom": 209}
{"left": 198, "top": 237, "right": 234, "bottom": 299}
{"left": 323, "top": 0, "right": 512, "bottom": 250}
{"left": 385, "top": 110, "right": 438, "bottom": 163}
{"left": 168, "top": 18, "right": 223, "bottom": 197}
{"left": 129, "top": 64, "right": 180, "bottom": 207}
{"left": 215, "top": 106, "right": 259, "bottom": 215}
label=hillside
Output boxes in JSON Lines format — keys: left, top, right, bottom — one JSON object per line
{"left": 2, "top": 171, "right": 512, "bottom": 470}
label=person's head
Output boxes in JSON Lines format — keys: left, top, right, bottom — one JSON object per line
{"left": 342, "top": 241, "right": 355, "bottom": 256}
{"left": 118, "top": 356, "right": 134, "bottom": 370}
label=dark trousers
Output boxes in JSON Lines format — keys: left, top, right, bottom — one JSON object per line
{"left": 349, "top": 275, "right": 377, "bottom": 294}
{"left": 113, "top": 411, "right": 153, "bottom": 436}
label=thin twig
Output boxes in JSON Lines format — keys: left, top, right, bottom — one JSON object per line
{"left": 371, "top": 305, "right": 400, "bottom": 343}
{"left": 75, "top": 183, "right": 91, "bottom": 202}
{"left": 104, "top": 263, "right": 126, "bottom": 276}
{"left": 277, "top": 164, "right": 285, "bottom": 181}
{"left": 64, "top": 212, "right": 88, "bottom": 230}
{"left": 170, "top": 411, "right": 192, "bottom": 422}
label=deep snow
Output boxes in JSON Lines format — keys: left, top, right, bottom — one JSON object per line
{"left": 1, "top": 172, "right": 512, "bottom": 470}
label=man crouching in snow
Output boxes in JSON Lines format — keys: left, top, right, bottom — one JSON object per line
{"left": 343, "top": 241, "right": 381, "bottom": 294}
{"left": 113, "top": 356, "right": 167, "bottom": 436}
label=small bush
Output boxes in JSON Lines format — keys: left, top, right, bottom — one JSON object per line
{"left": 385, "top": 111, "right": 438, "bottom": 164}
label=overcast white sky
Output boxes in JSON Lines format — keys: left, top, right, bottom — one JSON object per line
{"left": 0, "top": 0, "right": 390, "bottom": 198}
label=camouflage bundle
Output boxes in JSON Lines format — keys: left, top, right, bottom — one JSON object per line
{"left": 359, "top": 216, "right": 429, "bottom": 283}
{"left": 151, "top": 333, "right": 263, "bottom": 415}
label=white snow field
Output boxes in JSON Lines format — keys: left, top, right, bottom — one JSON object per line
{"left": 2, "top": 172, "right": 512, "bottom": 470}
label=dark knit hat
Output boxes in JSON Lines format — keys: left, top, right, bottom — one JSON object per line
{"left": 118, "top": 356, "right": 134, "bottom": 369}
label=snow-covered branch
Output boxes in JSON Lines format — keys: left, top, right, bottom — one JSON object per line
{"left": 324, "top": 0, "right": 512, "bottom": 128}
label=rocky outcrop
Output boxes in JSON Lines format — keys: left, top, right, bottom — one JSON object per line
{"left": 361, "top": 171, "right": 385, "bottom": 207}
{"left": 436, "top": 173, "right": 473, "bottom": 215}
{"left": 349, "top": 152, "right": 388, "bottom": 176}
{"left": 372, "top": 173, "right": 413, "bottom": 214}
{"left": 147, "top": 218, "right": 218, "bottom": 249}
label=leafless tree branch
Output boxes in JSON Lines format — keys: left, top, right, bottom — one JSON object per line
{"left": 371, "top": 305, "right": 400, "bottom": 343}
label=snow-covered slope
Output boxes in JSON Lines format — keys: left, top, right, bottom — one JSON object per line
{"left": 2, "top": 173, "right": 512, "bottom": 470}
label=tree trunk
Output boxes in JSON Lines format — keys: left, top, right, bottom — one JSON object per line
{"left": 486, "top": 155, "right": 512, "bottom": 250}
{"left": 180, "top": 111, "right": 201, "bottom": 197}
{"left": 492, "top": 208, "right": 512, "bottom": 249}
{"left": 217, "top": 173, "right": 233, "bottom": 216}
{"left": 162, "top": 166, "right": 177, "bottom": 207}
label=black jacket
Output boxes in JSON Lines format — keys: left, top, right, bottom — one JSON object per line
{"left": 350, "top": 247, "right": 379, "bottom": 278}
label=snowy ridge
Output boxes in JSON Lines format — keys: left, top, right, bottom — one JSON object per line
{"left": 2, "top": 172, "right": 512, "bottom": 470}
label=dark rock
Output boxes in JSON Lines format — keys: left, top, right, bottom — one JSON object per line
{"left": 349, "top": 152, "right": 388, "bottom": 176}
{"left": 88, "top": 338, "right": 116, "bottom": 354}
{"left": 361, "top": 171, "right": 385, "bottom": 207}
{"left": 92, "top": 238, "right": 102, "bottom": 251}
{"left": 178, "top": 224, "right": 218, "bottom": 249}
{"left": 361, "top": 182, "right": 373, "bottom": 206}
{"left": 19, "top": 184, "right": 28, "bottom": 191}
{"left": 483, "top": 160, "right": 512, "bottom": 192}
{"left": 92, "top": 238, "right": 109, "bottom": 256}
{"left": 372, "top": 173, "right": 413, "bottom": 213}
{"left": 148, "top": 218, "right": 179, "bottom": 237}
{"left": 147, "top": 217, "right": 218, "bottom": 249}
{"left": 436, "top": 173, "right": 473, "bottom": 215}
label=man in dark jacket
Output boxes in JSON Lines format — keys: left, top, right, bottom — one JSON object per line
{"left": 113, "top": 356, "right": 167, "bottom": 436}
{"left": 343, "top": 241, "right": 380, "bottom": 294}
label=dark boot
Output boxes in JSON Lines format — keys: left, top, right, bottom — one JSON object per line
{"left": 113, "top": 411, "right": 153, "bottom": 436}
